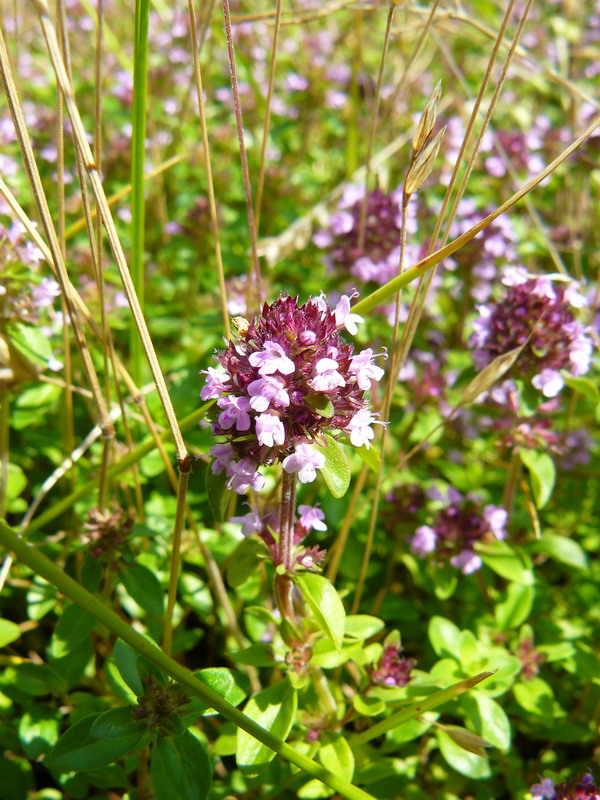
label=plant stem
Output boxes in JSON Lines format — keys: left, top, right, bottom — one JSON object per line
{"left": 0, "top": 388, "right": 8, "bottom": 521}
{"left": 130, "top": 0, "right": 150, "bottom": 386}
{"left": 275, "top": 469, "right": 297, "bottom": 622}
{"left": 163, "top": 468, "right": 190, "bottom": 656}
{"left": 0, "top": 520, "right": 377, "bottom": 800}
{"left": 278, "top": 469, "right": 296, "bottom": 572}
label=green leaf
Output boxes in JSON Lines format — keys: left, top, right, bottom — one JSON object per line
{"left": 433, "top": 563, "right": 458, "bottom": 600}
{"left": 113, "top": 639, "right": 167, "bottom": 697}
{"left": 119, "top": 563, "right": 164, "bottom": 615}
{"left": 50, "top": 603, "right": 96, "bottom": 658}
{"left": 530, "top": 534, "right": 589, "bottom": 571}
{"left": 352, "top": 694, "right": 386, "bottom": 717}
{"left": 464, "top": 693, "right": 511, "bottom": 750}
{"left": 236, "top": 680, "right": 297, "bottom": 775}
{"left": 10, "top": 323, "right": 53, "bottom": 366}
{"left": 344, "top": 615, "right": 385, "bottom": 640}
{"left": 475, "top": 540, "right": 534, "bottom": 585}
{"left": 513, "top": 677, "right": 554, "bottom": 720}
{"left": 206, "top": 466, "right": 233, "bottom": 522}
{"left": 91, "top": 707, "right": 144, "bottom": 740}
{"left": 151, "top": 731, "right": 212, "bottom": 800}
{"left": 228, "top": 643, "right": 277, "bottom": 667}
{"left": 227, "top": 537, "right": 265, "bottom": 588}
{"left": 437, "top": 729, "right": 492, "bottom": 780}
{"left": 0, "top": 618, "right": 21, "bottom": 647}
{"left": 318, "top": 737, "right": 355, "bottom": 781}
{"left": 495, "top": 584, "right": 534, "bottom": 630}
{"left": 0, "top": 663, "right": 67, "bottom": 697}
{"left": 519, "top": 449, "right": 555, "bottom": 509}
{"left": 428, "top": 616, "right": 462, "bottom": 658}
{"left": 12, "top": 383, "right": 61, "bottom": 429}
{"left": 319, "top": 434, "right": 351, "bottom": 499}
{"left": 191, "top": 668, "right": 250, "bottom": 715}
{"left": 46, "top": 714, "right": 144, "bottom": 772}
{"left": 295, "top": 573, "right": 346, "bottom": 652}
{"left": 0, "top": 753, "right": 33, "bottom": 800}
{"left": 562, "top": 373, "right": 600, "bottom": 404}
{"left": 306, "top": 391, "right": 335, "bottom": 419}
{"left": 354, "top": 443, "right": 380, "bottom": 472}
{"left": 6, "top": 463, "right": 26, "bottom": 500}
{"left": 18, "top": 705, "right": 60, "bottom": 760}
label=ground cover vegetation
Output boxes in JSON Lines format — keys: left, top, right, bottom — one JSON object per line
{"left": 0, "top": 0, "right": 599, "bottom": 798}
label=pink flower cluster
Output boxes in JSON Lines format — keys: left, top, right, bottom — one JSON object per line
{"left": 231, "top": 502, "right": 328, "bottom": 571}
{"left": 531, "top": 773, "right": 600, "bottom": 800}
{"left": 471, "top": 267, "right": 593, "bottom": 398}
{"left": 314, "top": 185, "right": 418, "bottom": 286}
{"left": 201, "top": 293, "right": 384, "bottom": 494}
{"left": 409, "top": 490, "right": 508, "bottom": 574}
{"left": 370, "top": 643, "right": 415, "bottom": 688}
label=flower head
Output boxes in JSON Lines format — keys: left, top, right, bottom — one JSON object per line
{"left": 530, "top": 773, "right": 600, "bottom": 800}
{"left": 200, "top": 294, "right": 384, "bottom": 493}
{"left": 314, "top": 187, "right": 410, "bottom": 286}
{"left": 408, "top": 493, "right": 507, "bottom": 574}
{"left": 370, "top": 643, "right": 416, "bottom": 688}
{"left": 471, "top": 269, "right": 593, "bottom": 398}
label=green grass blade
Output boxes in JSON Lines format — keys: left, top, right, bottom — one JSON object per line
{"left": 130, "top": 0, "right": 150, "bottom": 385}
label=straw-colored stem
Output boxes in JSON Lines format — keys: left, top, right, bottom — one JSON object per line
{"left": 0, "top": 27, "right": 114, "bottom": 441}
{"left": 33, "top": 0, "right": 188, "bottom": 464}
{"left": 255, "top": 0, "right": 283, "bottom": 236}
{"left": 325, "top": 463, "right": 367, "bottom": 584}
{"left": 356, "top": 2, "right": 395, "bottom": 253}
{"left": 394, "top": 0, "right": 519, "bottom": 376}
{"left": 163, "top": 470, "right": 190, "bottom": 656}
{"left": 222, "top": 0, "right": 263, "bottom": 307}
{"left": 0, "top": 389, "right": 8, "bottom": 521}
{"left": 188, "top": 0, "right": 230, "bottom": 340}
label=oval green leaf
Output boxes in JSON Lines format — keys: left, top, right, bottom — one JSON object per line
{"left": 295, "top": 573, "right": 346, "bottom": 653}
{"left": 319, "top": 434, "right": 351, "bottom": 499}
{"left": 236, "top": 680, "right": 297, "bottom": 776}
{"left": 46, "top": 714, "right": 144, "bottom": 772}
{"left": 151, "top": 730, "right": 212, "bottom": 800}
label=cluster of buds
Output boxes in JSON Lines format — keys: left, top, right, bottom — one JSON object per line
{"left": 409, "top": 489, "right": 508, "bottom": 574}
{"left": 531, "top": 773, "right": 600, "bottom": 800}
{"left": 201, "top": 293, "right": 384, "bottom": 494}
{"left": 369, "top": 633, "right": 415, "bottom": 688}
{"left": 471, "top": 267, "right": 593, "bottom": 398}
{"left": 83, "top": 505, "right": 134, "bottom": 559}
{"left": 130, "top": 676, "right": 190, "bottom": 738}
{"left": 231, "top": 502, "right": 328, "bottom": 572}
{"left": 516, "top": 634, "right": 546, "bottom": 681}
